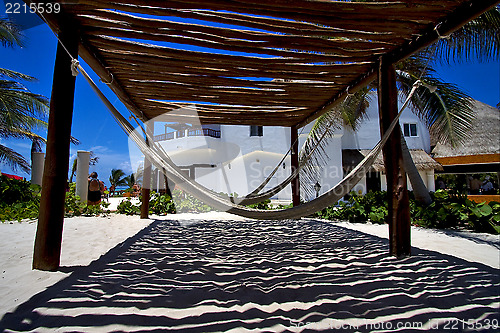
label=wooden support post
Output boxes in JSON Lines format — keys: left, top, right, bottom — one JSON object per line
{"left": 378, "top": 57, "right": 411, "bottom": 257}
{"left": 291, "top": 125, "right": 300, "bottom": 207}
{"left": 141, "top": 122, "right": 153, "bottom": 219}
{"left": 33, "top": 25, "right": 79, "bottom": 271}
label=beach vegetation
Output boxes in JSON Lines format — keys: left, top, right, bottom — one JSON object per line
{"left": 315, "top": 190, "right": 499, "bottom": 234}
{"left": 116, "top": 198, "right": 141, "bottom": 215}
{"left": 172, "top": 189, "right": 213, "bottom": 213}
{"left": 64, "top": 182, "right": 109, "bottom": 217}
{"left": 109, "top": 168, "right": 127, "bottom": 189}
{"left": 315, "top": 191, "right": 388, "bottom": 224}
{"left": 0, "top": 174, "right": 40, "bottom": 221}
{"left": 149, "top": 192, "right": 176, "bottom": 215}
{"left": 0, "top": 18, "right": 49, "bottom": 173}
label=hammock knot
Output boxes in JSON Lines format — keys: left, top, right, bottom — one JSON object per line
{"left": 434, "top": 24, "right": 451, "bottom": 39}
{"left": 71, "top": 59, "right": 79, "bottom": 77}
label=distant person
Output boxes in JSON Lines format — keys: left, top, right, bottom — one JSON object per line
{"left": 88, "top": 172, "right": 104, "bottom": 205}
{"left": 481, "top": 176, "right": 494, "bottom": 194}
{"left": 132, "top": 183, "right": 141, "bottom": 197}
{"left": 109, "top": 184, "right": 116, "bottom": 197}
{"left": 469, "top": 176, "right": 482, "bottom": 195}
{"left": 436, "top": 177, "right": 446, "bottom": 190}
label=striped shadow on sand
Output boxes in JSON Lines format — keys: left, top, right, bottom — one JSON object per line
{"left": 1, "top": 219, "right": 498, "bottom": 332}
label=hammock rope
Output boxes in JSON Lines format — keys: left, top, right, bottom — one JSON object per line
{"left": 76, "top": 63, "right": 420, "bottom": 220}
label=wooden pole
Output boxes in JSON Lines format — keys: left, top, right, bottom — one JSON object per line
{"left": 141, "top": 122, "right": 153, "bottom": 219}
{"left": 33, "top": 24, "right": 79, "bottom": 271}
{"left": 291, "top": 125, "right": 300, "bottom": 206}
{"left": 378, "top": 57, "right": 411, "bottom": 257}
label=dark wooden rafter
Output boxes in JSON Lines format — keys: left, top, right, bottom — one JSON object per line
{"left": 296, "top": 0, "right": 500, "bottom": 128}
{"left": 31, "top": 0, "right": 493, "bottom": 127}
{"left": 29, "top": 0, "right": 498, "bottom": 128}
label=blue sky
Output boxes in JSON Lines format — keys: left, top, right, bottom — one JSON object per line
{"left": 1, "top": 20, "right": 499, "bottom": 186}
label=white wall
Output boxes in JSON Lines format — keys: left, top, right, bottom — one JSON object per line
{"left": 157, "top": 123, "right": 345, "bottom": 202}
{"left": 341, "top": 95, "right": 431, "bottom": 152}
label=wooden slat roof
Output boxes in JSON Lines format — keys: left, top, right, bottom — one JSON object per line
{"left": 39, "top": 0, "right": 498, "bottom": 127}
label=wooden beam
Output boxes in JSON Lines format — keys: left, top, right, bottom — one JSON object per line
{"left": 386, "top": 0, "right": 500, "bottom": 64}
{"left": 295, "top": 0, "right": 498, "bottom": 129}
{"left": 33, "top": 23, "right": 79, "bottom": 271}
{"left": 291, "top": 125, "right": 300, "bottom": 207}
{"left": 378, "top": 57, "right": 411, "bottom": 258}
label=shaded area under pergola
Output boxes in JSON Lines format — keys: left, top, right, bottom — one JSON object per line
{"left": 28, "top": 0, "right": 499, "bottom": 270}
{"left": 3, "top": 219, "right": 499, "bottom": 331}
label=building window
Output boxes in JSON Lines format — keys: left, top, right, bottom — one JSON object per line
{"left": 250, "top": 125, "right": 263, "bottom": 137}
{"left": 403, "top": 123, "right": 418, "bottom": 137}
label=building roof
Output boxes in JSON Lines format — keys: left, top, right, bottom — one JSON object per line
{"left": 432, "top": 101, "right": 500, "bottom": 158}
{"left": 343, "top": 149, "right": 443, "bottom": 172}
{"left": 39, "top": 1, "right": 497, "bottom": 127}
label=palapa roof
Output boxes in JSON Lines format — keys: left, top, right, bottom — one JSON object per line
{"left": 39, "top": 0, "right": 498, "bottom": 127}
{"left": 343, "top": 149, "right": 443, "bottom": 172}
{"left": 432, "top": 100, "right": 500, "bottom": 158}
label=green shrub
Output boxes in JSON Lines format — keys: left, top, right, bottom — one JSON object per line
{"left": 0, "top": 176, "right": 41, "bottom": 222}
{"left": 116, "top": 198, "right": 141, "bottom": 215}
{"left": 149, "top": 192, "right": 176, "bottom": 215}
{"left": 246, "top": 199, "right": 272, "bottom": 210}
{"left": 172, "top": 189, "right": 214, "bottom": 213}
{"left": 314, "top": 191, "right": 387, "bottom": 223}
{"left": 64, "top": 183, "right": 109, "bottom": 217}
{"left": 314, "top": 189, "right": 499, "bottom": 234}
{"left": 411, "top": 190, "right": 499, "bottom": 233}
{"left": 0, "top": 175, "right": 39, "bottom": 205}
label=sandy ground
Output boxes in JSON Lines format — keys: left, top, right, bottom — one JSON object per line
{"left": 0, "top": 214, "right": 152, "bottom": 317}
{"left": 0, "top": 212, "right": 498, "bottom": 332}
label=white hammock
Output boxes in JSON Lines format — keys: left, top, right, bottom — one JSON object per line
{"left": 78, "top": 63, "right": 418, "bottom": 220}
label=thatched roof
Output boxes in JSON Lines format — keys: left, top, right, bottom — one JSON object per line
{"left": 37, "top": 1, "right": 497, "bottom": 127}
{"left": 432, "top": 101, "right": 500, "bottom": 158}
{"left": 343, "top": 149, "right": 443, "bottom": 172}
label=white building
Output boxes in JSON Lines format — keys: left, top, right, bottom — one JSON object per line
{"left": 153, "top": 99, "right": 439, "bottom": 202}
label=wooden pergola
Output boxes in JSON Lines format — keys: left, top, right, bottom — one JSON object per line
{"left": 30, "top": 0, "right": 499, "bottom": 270}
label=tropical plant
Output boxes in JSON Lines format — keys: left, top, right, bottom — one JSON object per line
{"left": 109, "top": 168, "right": 127, "bottom": 188}
{"left": 116, "top": 198, "right": 141, "bottom": 215}
{"left": 149, "top": 192, "right": 176, "bottom": 215}
{"left": 0, "top": 175, "right": 41, "bottom": 221}
{"left": 0, "top": 18, "right": 49, "bottom": 173}
{"left": 299, "top": 6, "right": 500, "bottom": 200}
{"left": 123, "top": 173, "right": 136, "bottom": 188}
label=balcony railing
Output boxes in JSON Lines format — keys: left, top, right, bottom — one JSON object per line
{"left": 154, "top": 128, "right": 221, "bottom": 142}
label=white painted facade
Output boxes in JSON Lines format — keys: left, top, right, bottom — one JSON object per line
{"left": 154, "top": 97, "right": 435, "bottom": 202}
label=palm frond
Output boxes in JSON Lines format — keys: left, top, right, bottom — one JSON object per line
{"left": 0, "top": 79, "right": 49, "bottom": 132}
{"left": 432, "top": 6, "right": 500, "bottom": 64}
{"left": 110, "top": 168, "right": 127, "bottom": 187}
{"left": 0, "top": 68, "right": 37, "bottom": 81}
{"left": 0, "top": 18, "right": 23, "bottom": 48}
{"left": 0, "top": 144, "right": 30, "bottom": 173}
{"left": 397, "top": 69, "right": 475, "bottom": 147}
{"left": 298, "top": 88, "right": 371, "bottom": 198}
{"left": 0, "top": 127, "right": 46, "bottom": 142}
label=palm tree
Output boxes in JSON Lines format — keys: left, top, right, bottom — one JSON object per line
{"left": 0, "top": 18, "right": 49, "bottom": 173}
{"left": 109, "top": 168, "right": 127, "bottom": 188}
{"left": 123, "top": 173, "right": 136, "bottom": 189}
{"left": 299, "top": 6, "right": 500, "bottom": 201}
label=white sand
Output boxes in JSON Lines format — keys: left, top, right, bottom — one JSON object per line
{"left": 0, "top": 212, "right": 498, "bottom": 330}
{"left": 0, "top": 214, "right": 152, "bottom": 316}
